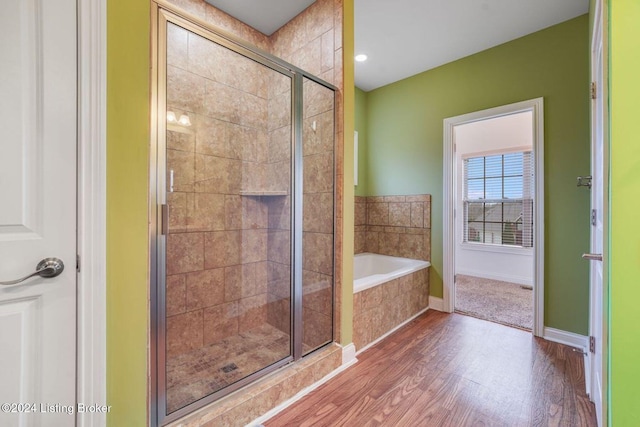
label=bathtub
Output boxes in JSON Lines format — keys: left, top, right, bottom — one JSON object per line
{"left": 354, "top": 253, "right": 431, "bottom": 293}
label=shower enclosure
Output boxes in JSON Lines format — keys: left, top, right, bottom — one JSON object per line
{"left": 150, "top": 4, "right": 336, "bottom": 425}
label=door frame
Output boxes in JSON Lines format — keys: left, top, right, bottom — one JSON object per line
{"left": 588, "top": 0, "right": 608, "bottom": 424}
{"left": 77, "top": 0, "right": 107, "bottom": 425}
{"left": 442, "top": 98, "right": 545, "bottom": 336}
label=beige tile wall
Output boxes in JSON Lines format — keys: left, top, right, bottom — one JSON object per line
{"left": 165, "top": 23, "right": 292, "bottom": 357}
{"left": 300, "top": 80, "right": 334, "bottom": 350}
{"left": 353, "top": 194, "right": 432, "bottom": 351}
{"left": 354, "top": 196, "right": 367, "bottom": 253}
{"left": 354, "top": 195, "right": 431, "bottom": 261}
{"left": 165, "top": 0, "right": 344, "bottom": 350}
{"left": 270, "top": 0, "right": 343, "bottom": 351}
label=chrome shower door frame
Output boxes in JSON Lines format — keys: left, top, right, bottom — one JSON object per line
{"left": 149, "top": 2, "right": 337, "bottom": 425}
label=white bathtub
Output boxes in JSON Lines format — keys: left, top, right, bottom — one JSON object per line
{"left": 354, "top": 253, "right": 431, "bottom": 294}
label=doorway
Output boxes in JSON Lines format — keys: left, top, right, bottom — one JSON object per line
{"left": 443, "top": 98, "right": 545, "bottom": 336}
{"left": 454, "top": 112, "right": 534, "bottom": 330}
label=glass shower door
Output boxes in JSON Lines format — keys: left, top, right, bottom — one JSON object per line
{"left": 162, "top": 20, "right": 293, "bottom": 415}
{"left": 301, "top": 77, "right": 335, "bottom": 354}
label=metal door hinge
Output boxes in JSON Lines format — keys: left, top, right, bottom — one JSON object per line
{"left": 590, "top": 336, "right": 596, "bottom": 354}
{"left": 76, "top": 254, "right": 80, "bottom": 273}
{"left": 591, "top": 209, "right": 597, "bottom": 226}
{"left": 591, "top": 82, "right": 597, "bottom": 100}
{"left": 577, "top": 175, "right": 592, "bottom": 189}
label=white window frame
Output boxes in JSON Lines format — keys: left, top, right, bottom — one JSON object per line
{"left": 461, "top": 150, "right": 534, "bottom": 249}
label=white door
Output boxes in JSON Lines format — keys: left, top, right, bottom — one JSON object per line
{"left": 0, "top": 0, "right": 77, "bottom": 426}
{"left": 587, "top": 1, "right": 605, "bottom": 425}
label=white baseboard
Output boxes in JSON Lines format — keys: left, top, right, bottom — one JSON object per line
{"left": 456, "top": 269, "right": 533, "bottom": 287}
{"left": 543, "top": 327, "right": 588, "bottom": 351}
{"left": 249, "top": 344, "right": 358, "bottom": 426}
{"left": 356, "top": 307, "right": 430, "bottom": 355}
{"left": 429, "top": 296, "right": 444, "bottom": 312}
{"left": 342, "top": 343, "right": 357, "bottom": 366}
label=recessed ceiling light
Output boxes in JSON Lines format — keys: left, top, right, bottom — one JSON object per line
{"left": 355, "top": 54, "right": 368, "bottom": 62}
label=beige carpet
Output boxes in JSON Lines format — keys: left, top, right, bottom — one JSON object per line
{"left": 455, "top": 275, "right": 533, "bottom": 330}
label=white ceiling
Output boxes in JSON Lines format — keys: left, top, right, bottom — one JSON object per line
{"left": 204, "top": 0, "right": 589, "bottom": 91}
{"left": 205, "top": 0, "right": 315, "bottom": 35}
{"left": 355, "top": 0, "right": 589, "bottom": 91}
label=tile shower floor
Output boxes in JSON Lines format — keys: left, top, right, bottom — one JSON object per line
{"left": 166, "top": 324, "right": 291, "bottom": 413}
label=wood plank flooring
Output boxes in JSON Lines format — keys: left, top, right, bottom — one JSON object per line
{"left": 265, "top": 311, "right": 597, "bottom": 427}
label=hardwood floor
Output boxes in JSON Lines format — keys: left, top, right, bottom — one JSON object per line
{"left": 265, "top": 311, "right": 597, "bottom": 427}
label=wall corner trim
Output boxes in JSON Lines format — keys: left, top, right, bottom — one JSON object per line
{"left": 428, "top": 296, "right": 444, "bottom": 312}
{"left": 77, "top": 0, "right": 107, "bottom": 425}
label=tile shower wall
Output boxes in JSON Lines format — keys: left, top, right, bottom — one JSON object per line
{"left": 161, "top": 0, "right": 343, "bottom": 423}
{"left": 271, "top": 0, "right": 342, "bottom": 351}
{"left": 265, "top": 78, "right": 293, "bottom": 336}
{"left": 165, "top": 24, "right": 292, "bottom": 358}
{"left": 300, "top": 79, "right": 334, "bottom": 351}
{"left": 165, "top": 0, "right": 343, "bottom": 351}
{"left": 354, "top": 195, "right": 431, "bottom": 261}
{"left": 270, "top": 0, "right": 344, "bottom": 348}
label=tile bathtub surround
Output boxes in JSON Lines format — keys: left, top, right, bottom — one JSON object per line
{"left": 354, "top": 195, "right": 431, "bottom": 262}
{"left": 352, "top": 268, "right": 430, "bottom": 350}
{"left": 352, "top": 196, "right": 431, "bottom": 350}
{"left": 354, "top": 196, "right": 367, "bottom": 254}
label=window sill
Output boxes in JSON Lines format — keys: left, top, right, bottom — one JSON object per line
{"left": 460, "top": 242, "right": 533, "bottom": 256}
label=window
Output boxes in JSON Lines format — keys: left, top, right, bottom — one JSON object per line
{"left": 463, "top": 151, "right": 533, "bottom": 247}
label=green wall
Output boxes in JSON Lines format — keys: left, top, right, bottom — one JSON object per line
{"left": 609, "top": 0, "right": 640, "bottom": 425}
{"left": 354, "top": 87, "right": 369, "bottom": 196}
{"left": 360, "top": 15, "right": 591, "bottom": 334}
{"left": 106, "top": 0, "right": 150, "bottom": 425}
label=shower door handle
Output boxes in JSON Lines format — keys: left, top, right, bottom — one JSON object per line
{"left": 582, "top": 253, "right": 603, "bottom": 261}
{"left": 0, "top": 258, "right": 65, "bottom": 286}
